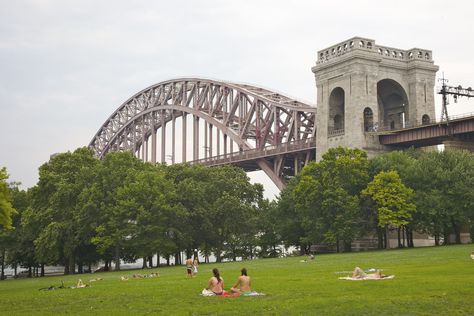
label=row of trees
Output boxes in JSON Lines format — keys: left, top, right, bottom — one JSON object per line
{"left": 275, "top": 147, "right": 474, "bottom": 252}
{"left": 1, "top": 146, "right": 473, "bottom": 278}
{"left": 0, "top": 148, "right": 269, "bottom": 277}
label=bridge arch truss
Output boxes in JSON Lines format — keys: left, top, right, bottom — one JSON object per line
{"left": 89, "top": 78, "right": 317, "bottom": 189}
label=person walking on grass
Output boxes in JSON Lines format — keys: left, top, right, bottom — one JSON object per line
{"left": 193, "top": 257, "right": 199, "bottom": 274}
{"left": 185, "top": 257, "right": 194, "bottom": 278}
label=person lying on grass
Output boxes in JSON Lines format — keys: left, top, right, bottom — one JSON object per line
{"left": 206, "top": 268, "right": 225, "bottom": 295}
{"left": 230, "top": 268, "right": 252, "bottom": 294}
{"left": 352, "top": 267, "right": 388, "bottom": 279}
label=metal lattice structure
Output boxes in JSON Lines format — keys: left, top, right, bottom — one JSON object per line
{"left": 89, "top": 78, "right": 317, "bottom": 189}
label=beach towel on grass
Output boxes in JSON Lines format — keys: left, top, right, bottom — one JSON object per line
{"left": 201, "top": 289, "right": 265, "bottom": 296}
{"left": 338, "top": 275, "right": 395, "bottom": 281}
{"left": 241, "top": 291, "right": 265, "bottom": 296}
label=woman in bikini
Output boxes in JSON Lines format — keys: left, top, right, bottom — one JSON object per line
{"left": 230, "top": 268, "right": 252, "bottom": 294}
{"left": 206, "top": 268, "right": 225, "bottom": 295}
{"left": 352, "top": 267, "right": 387, "bottom": 279}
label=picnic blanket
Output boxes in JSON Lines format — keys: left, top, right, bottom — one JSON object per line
{"left": 201, "top": 289, "right": 265, "bottom": 296}
{"left": 338, "top": 275, "right": 395, "bottom": 281}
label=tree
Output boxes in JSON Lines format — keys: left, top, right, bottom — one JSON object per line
{"left": 0, "top": 168, "right": 15, "bottom": 229}
{"left": 410, "top": 150, "right": 474, "bottom": 244}
{"left": 117, "top": 163, "right": 180, "bottom": 268}
{"left": 362, "top": 170, "right": 415, "bottom": 248}
{"left": 88, "top": 151, "right": 144, "bottom": 271}
{"left": 273, "top": 177, "right": 308, "bottom": 254}
{"left": 368, "top": 150, "right": 419, "bottom": 246}
{"left": 32, "top": 147, "right": 98, "bottom": 274}
{"left": 166, "top": 163, "right": 213, "bottom": 263}
{"left": 166, "top": 164, "right": 263, "bottom": 263}
{"left": 254, "top": 199, "right": 282, "bottom": 258}
{"left": 206, "top": 166, "right": 263, "bottom": 262}
{"left": 0, "top": 185, "right": 26, "bottom": 279}
{"left": 294, "top": 147, "right": 369, "bottom": 252}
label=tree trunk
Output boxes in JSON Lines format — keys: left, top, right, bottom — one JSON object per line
{"left": 216, "top": 246, "right": 222, "bottom": 263}
{"left": 156, "top": 253, "right": 160, "bottom": 267}
{"left": 78, "top": 262, "right": 83, "bottom": 274}
{"left": 384, "top": 226, "right": 389, "bottom": 249}
{"left": 166, "top": 256, "right": 170, "bottom": 266}
{"left": 186, "top": 249, "right": 192, "bottom": 260}
{"left": 68, "top": 255, "right": 75, "bottom": 275}
{"left": 142, "top": 257, "right": 147, "bottom": 269}
{"left": 104, "top": 261, "right": 109, "bottom": 271}
{"left": 377, "top": 228, "right": 384, "bottom": 249}
{"left": 397, "top": 228, "right": 402, "bottom": 248}
{"left": 64, "top": 262, "right": 70, "bottom": 275}
{"left": 114, "top": 244, "right": 121, "bottom": 271}
{"left": 28, "top": 266, "right": 32, "bottom": 278}
{"left": 452, "top": 219, "right": 461, "bottom": 244}
{"left": 41, "top": 264, "right": 45, "bottom": 277}
{"left": 336, "top": 237, "right": 340, "bottom": 253}
{"left": 406, "top": 228, "right": 414, "bottom": 248}
{"left": 402, "top": 227, "right": 406, "bottom": 247}
{"left": 0, "top": 249, "right": 5, "bottom": 280}
{"left": 148, "top": 256, "right": 153, "bottom": 268}
{"left": 442, "top": 228, "right": 450, "bottom": 245}
{"left": 174, "top": 252, "right": 180, "bottom": 265}
{"left": 343, "top": 241, "right": 352, "bottom": 252}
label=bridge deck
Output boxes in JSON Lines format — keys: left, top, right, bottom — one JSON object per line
{"left": 378, "top": 115, "right": 474, "bottom": 146}
{"left": 192, "top": 138, "right": 316, "bottom": 170}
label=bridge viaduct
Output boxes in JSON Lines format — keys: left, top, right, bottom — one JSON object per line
{"left": 89, "top": 37, "right": 474, "bottom": 190}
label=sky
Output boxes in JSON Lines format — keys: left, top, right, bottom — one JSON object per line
{"left": 1, "top": 0, "right": 474, "bottom": 198}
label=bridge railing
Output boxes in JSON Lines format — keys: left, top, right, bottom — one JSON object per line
{"left": 328, "top": 128, "right": 344, "bottom": 137}
{"left": 368, "top": 112, "right": 474, "bottom": 134}
{"left": 191, "top": 138, "right": 316, "bottom": 166}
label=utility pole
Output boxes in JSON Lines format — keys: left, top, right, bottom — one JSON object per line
{"left": 438, "top": 75, "right": 474, "bottom": 123}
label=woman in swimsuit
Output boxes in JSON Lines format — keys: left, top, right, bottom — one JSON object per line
{"left": 230, "top": 268, "right": 252, "bottom": 294}
{"left": 352, "top": 267, "right": 387, "bottom": 279}
{"left": 206, "top": 268, "right": 224, "bottom": 295}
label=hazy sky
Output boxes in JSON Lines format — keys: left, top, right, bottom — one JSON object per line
{"left": 1, "top": 0, "right": 474, "bottom": 197}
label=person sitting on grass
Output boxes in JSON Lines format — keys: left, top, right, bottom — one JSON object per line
{"left": 230, "top": 268, "right": 252, "bottom": 294}
{"left": 76, "top": 279, "right": 88, "bottom": 288}
{"left": 352, "top": 267, "right": 387, "bottom": 279}
{"left": 206, "top": 268, "right": 224, "bottom": 295}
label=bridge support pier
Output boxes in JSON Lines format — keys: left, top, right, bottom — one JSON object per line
{"left": 443, "top": 138, "right": 474, "bottom": 152}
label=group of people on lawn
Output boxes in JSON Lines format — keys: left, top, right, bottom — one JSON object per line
{"left": 205, "top": 267, "right": 252, "bottom": 295}
{"left": 186, "top": 257, "right": 252, "bottom": 295}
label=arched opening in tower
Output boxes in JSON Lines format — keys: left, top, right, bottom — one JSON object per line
{"left": 363, "top": 107, "right": 374, "bottom": 131}
{"left": 377, "top": 79, "right": 409, "bottom": 130}
{"left": 328, "top": 87, "right": 345, "bottom": 133}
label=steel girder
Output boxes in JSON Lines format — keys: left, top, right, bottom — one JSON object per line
{"left": 89, "top": 78, "right": 317, "bottom": 188}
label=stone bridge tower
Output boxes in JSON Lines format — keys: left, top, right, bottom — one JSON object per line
{"left": 312, "top": 37, "right": 439, "bottom": 159}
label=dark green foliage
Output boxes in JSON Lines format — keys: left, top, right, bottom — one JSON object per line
{"left": 2, "top": 146, "right": 474, "bottom": 277}
{"left": 0, "top": 167, "right": 15, "bottom": 229}
{"left": 292, "top": 147, "right": 369, "bottom": 252}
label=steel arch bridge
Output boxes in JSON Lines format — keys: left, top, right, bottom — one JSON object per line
{"left": 89, "top": 78, "right": 317, "bottom": 189}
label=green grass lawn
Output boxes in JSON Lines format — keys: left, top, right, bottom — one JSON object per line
{"left": 1, "top": 244, "right": 473, "bottom": 315}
